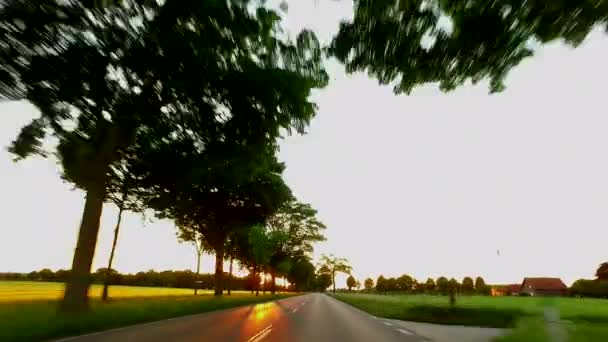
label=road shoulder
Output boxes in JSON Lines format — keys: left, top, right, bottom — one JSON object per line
{"left": 387, "top": 319, "right": 508, "bottom": 342}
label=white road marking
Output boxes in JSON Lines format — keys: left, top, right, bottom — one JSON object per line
{"left": 247, "top": 324, "right": 273, "bottom": 342}
{"left": 396, "top": 328, "right": 413, "bottom": 335}
{"left": 383, "top": 322, "right": 393, "bottom": 326}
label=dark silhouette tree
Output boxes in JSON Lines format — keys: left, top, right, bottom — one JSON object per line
{"left": 0, "top": 0, "right": 173, "bottom": 311}
{"left": 425, "top": 278, "right": 436, "bottom": 293}
{"left": 475, "top": 276, "right": 488, "bottom": 294}
{"left": 376, "top": 275, "right": 387, "bottom": 293}
{"left": 436, "top": 277, "right": 449, "bottom": 295}
{"left": 248, "top": 224, "right": 272, "bottom": 296}
{"left": 461, "top": 276, "right": 475, "bottom": 295}
{"left": 346, "top": 275, "right": 357, "bottom": 291}
{"left": 288, "top": 259, "right": 316, "bottom": 292}
{"left": 596, "top": 262, "right": 608, "bottom": 281}
{"left": 315, "top": 272, "right": 333, "bottom": 292}
{"left": 448, "top": 278, "right": 460, "bottom": 307}
{"left": 385, "top": 277, "right": 398, "bottom": 292}
{"left": 1, "top": 0, "right": 327, "bottom": 311}
{"left": 396, "top": 274, "right": 414, "bottom": 292}
{"left": 176, "top": 222, "right": 213, "bottom": 295}
{"left": 330, "top": 0, "right": 608, "bottom": 94}
{"left": 38, "top": 268, "right": 54, "bottom": 281}
{"left": 224, "top": 233, "right": 242, "bottom": 296}
{"left": 364, "top": 278, "right": 374, "bottom": 291}
{"left": 101, "top": 159, "right": 144, "bottom": 301}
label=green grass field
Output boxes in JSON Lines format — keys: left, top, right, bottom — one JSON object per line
{"left": 334, "top": 293, "right": 608, "bottom": 325}
{"left": 0, "top": 281, "right": 248, "bottom": 302}
{"left": 333, "top": 293, "right": 608, "bottom": 341}
{"left": 0, "top": 281, "right": 293, "bottom": 342}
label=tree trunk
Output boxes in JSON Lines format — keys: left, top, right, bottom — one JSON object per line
{"left": 214, "top": 246, "right": 224, "bottom": 296}
{"left": 227, "top": 255, "right": 233, "bottom": 296}
{"left": 332, "top": 271, "right": 336, "bottom": 293}
{"left": 102, "top": 206, "right": 124, "bottom": 301}
{"left": 271, "top": 272, "right": 276, "bottom": 295}
{"left": 250, "top": 266, "right": 255, "bottom": 294}
{"left": 194, "top": 251, "right": 201, "bottom": 295}
{"left": 449, "top": 287, "right": 456, "bottom": 307}
{"left": 61, "top": 183, "right": 106, "bottom": 312}
{"left": 255, "top": 268, "right": 260, "bottom": 296}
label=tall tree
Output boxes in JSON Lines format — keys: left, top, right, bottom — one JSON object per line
{"left": 385, "top": 278, "right": 398, "bottom": 292}
{"left": 315, "top": 272, "right": 333, "bottom": 292}
{"left": 461, "top": 276, "right": 475, "bottom": 295}
{"left": 319, "top": 254, "right": 353, "bottom": 293}
{"left": 288, "top": 259, "right": 316, "bottom": 292}
{"left": 1, "top": 0, "right": 327, "bottom": 310}
{"left": 266, "top": 201, "right": 327, "bottom": 255}
{"left": 248, "top": 224, "right": 272, "bottom": 296}
{"left": 134, "top": 0, "right": 327, "bottom": 296}
{"left": 224, "top": 233, "right": 242, "bottom": 296}
{"left": 436, "top": 277, "right": 449, "bottom": 295}
{"left": 448, "top": 278, "right": 460, "bottom": 307}
{"left": 425, "top": 278, "right": 436, "bottom": 293}
{"left": 596, "top": 262, "right": 608, "bottom": 281}
{"left": 101, "top": 158, "right": 144, "bottom": 301}
{"left": 376, "top": 275, "right": 387, "bottom": 293}
{"left": 0, "top": 0, "right": 173, "bottom": 311}
{"left": 346, "top": 275, "right": 357, "bottom": 291}
{"left": 330, "top": 0, "right": 608, "bottom": 94}
{"left": 396, "top": 274, "right": 414, "bottom": 292}
{"left": 363, "top": 278, "right": 374, "bottom": 291}
{"left": 265, "top": 199, "right": 326, "bottom": 293}
{"left": 475, "top": 276, "right": 487, "bottom": 294}
{"left": 176, "top": 221, "right": 213, "bottom": 295}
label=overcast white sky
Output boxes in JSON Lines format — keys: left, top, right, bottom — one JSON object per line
{"left": 1, "top": 1, "right": 608, "bottom": 287}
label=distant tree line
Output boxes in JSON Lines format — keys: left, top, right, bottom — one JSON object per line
{"left": 0, "top": 258, "right": 344, "bottom": 294}
{"left": 0, "top": 268, "right": 259, "bottom": 291}
{"left": 359, "top": 275, "right": 491, "bottom": 296}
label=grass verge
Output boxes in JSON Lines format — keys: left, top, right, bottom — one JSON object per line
{"left": 332, "top": 293, "right": 528, "bottom": 328}
{"left": 333, "top": 293, "right": 608, "bottom": 340}
{"left": 0, "top": 293, "right": 293, "bottom": 342}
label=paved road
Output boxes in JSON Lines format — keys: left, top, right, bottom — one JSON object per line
{"left": 55, "top": 293, "right": 427, "bottom": 342}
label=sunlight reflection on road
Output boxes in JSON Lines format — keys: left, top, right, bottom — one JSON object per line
{"left": 240, "top": 301, "right": 286, "bottom": 341}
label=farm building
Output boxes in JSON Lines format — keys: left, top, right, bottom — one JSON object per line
{"left": 506, "top": 284, "right": 521, "bottom": 296}
{"left": 520, "top": 277, "right": 568, "bottom": 297}
{"left": 491, "top": 284, "right": 522, "bottom": 296}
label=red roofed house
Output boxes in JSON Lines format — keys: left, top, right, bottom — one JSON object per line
{"left": 506, "top": 284, "right": 521, "bottom": 296}
{"left": 520, "top": 277, "right": 568, "bottom": 297}
{"left": 490, "top": 284, "right": 522, "bottom": 296}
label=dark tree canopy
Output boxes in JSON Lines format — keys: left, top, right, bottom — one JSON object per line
{"left": 288, "top": 259, "right": 316, "bottom": 291}
{"left": 330, "top": 0, "right": 608, "bottom": 94}
{"left": 346, "top": 275, "right": 357, "bottom": 291}
{"left": 461, "top": 276, "right": 474, "bottom": 294}
{"left": 315, "top": 272, "right": 333, "bottom": 291}
{"left": 596, "top": 262, "right": 608, "bottom": 281}
{"left": 363, "top": 277, "right": 374, "bottom": 290}
{"left": 1, "top": 0, "right": 328, "bottom": 309}
{"left": 425, "top": 278, "right": 436, "bottom": 292}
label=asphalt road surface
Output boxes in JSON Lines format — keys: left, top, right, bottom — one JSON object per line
{"left": 55, "top": 293, "right": 428, "bottom": 342}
